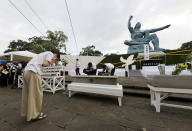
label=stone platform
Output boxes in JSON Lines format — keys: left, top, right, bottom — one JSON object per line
{"left": 71, "top": 75, "right": 118, "bottom": 85}
{"left": 138, "top": 51, "right": 165, "bottom": 58}
{"left": 66, "top": 75, "right": 147, "bottom": 88}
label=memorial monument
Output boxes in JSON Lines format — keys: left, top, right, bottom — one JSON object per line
{"left": 124, "top": 16, "right": 171, "bottom": 54}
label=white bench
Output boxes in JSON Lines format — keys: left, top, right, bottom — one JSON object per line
{"left": 18, "top": 75, "right": 23, "bottom": 88}
{"left": 41, "top": 66, "right": 65, "bottom": 94}
{"left": 42, "top": 76, "right": 65, "bottom": 94}
{"left": 68, "top": 76, "right": 123, "bottom": 106}
{"left": 41, "top": 72, "right": 60, "bottom": 76}
{"left": 18, "top": 75, "right": 65, "bottom": 94}
{"left": 147, "top": 75, "right": 192, "bottom": 112}
{"left": 42, "top": 66, "right": 65, "bottom": 70}
{"left": 18, "top": 66, "right": 65, "bottom": 94}
{"left": 42, "top": 66, "right": 64, "bottom": 76}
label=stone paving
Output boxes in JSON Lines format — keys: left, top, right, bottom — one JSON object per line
{"left": 0, "top": 87, "right": 192, "bottom": 131}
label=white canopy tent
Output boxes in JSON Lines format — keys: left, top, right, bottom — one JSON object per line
{"left": 0, "top": 51, "right": 37, "bottom": 62}
{"left": 0, "top": 51, "right": 104, "bottom": 71}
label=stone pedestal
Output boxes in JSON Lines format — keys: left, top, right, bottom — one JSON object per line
{"left": 128, "top": 44, "right": 153, "bottom": 54}
{"left": 138, "top": 51, "right": 165, "bottom": 58}
{"left": 71, "top": 75, "right": 118, "bottom": 85}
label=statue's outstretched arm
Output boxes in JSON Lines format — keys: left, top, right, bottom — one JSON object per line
{"left": 149, "top": 24, "right": 171, "bottom": 33}
{"left": 128, "top": 16, "right": 134, "bottom": 33}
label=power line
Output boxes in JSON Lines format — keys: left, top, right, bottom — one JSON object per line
{"left": 63, "top": 55, "right": 76, "bottom": 64}
{"left": 64, "top": 0, "right": 79, "bottom": 54}
{"left": 7, "top": 0, "right": 44, "bottom": 36}
{"left": 8, "top": 0, "right": 76, "bottom": 64}
{"left": 24, "top": 0, "right": 49, "bottom": 31}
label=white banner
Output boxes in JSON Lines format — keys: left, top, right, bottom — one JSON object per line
{"left": 144, "top": 44, "right": 149, "bottom": 60}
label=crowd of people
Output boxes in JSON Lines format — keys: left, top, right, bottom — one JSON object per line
{"left": 0, "top": 62, "right": 23, "bottom": 88}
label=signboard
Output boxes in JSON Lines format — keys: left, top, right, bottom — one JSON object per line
{"left": 144, "top": 44, "right": 149, "bottom": 60}
{"left": 132, "top": 65, "right": 136, "bottom": 70}
{"left": 141, "top": 59, "right": 163, "bottom": 67}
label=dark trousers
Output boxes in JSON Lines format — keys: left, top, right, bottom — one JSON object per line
{"left": 12, "top": 74, "right": 19, "bottom": 88}
{"left": 75, "top": 68, "right": 80, "bottom": 75}
{"left": 9, "top": 72, "right": 15, "bottom": 84}
{"left": 0, "top": 74, "right": 8, "bottom": 87}
{"left": 125, "top": 71, "right": 128, "bottom": 77}
{"left": 111, "top": 68, "right": 115, "bottom": 76}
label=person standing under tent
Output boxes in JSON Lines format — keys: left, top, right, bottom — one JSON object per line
{"left": 6, "top": 62, "right": 11, "bottom": 84}
{"left": 0, "top": 65, "right": 4, "bottom": 86}
{"left": 21, "top": 51, "right": 60, "bottom": 122}
{"left": 0, "top": 64, "right": 8, "bottom": 87}
{"left": 12, "top": 62, "right": 23, "bottom": 89}
{"left": 75, "top": 59, "right": 81, "bottom": 75}
{"left": 0, "top": 64, "right": 4, "bottom": 72}
{"left": 9, "top": 62, "right": 16, "bottom": 84}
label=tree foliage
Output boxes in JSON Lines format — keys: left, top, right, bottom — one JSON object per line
{"left": 4, "top": 40, "right": 30, "bottom": 53}
{"left": 4, "top": 30, "right": 68, "bottom": 54}
{"left": 186, "top": 52, "right": 192, "bottom": 62}
{"left": 79, "top": 45, "right": 103, "bottom": 56}
{"left": 180, "top": 41, "right": 192, "bottom": 50}
{"left": 45, "top": 30, "right": 68, "bottom": 52}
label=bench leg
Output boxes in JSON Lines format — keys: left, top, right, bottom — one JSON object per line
{"left": 150, "top": 90, "right": 155, "bottom": 106}
{"left": 53, "top": 78, "right": 56, "bottom": 94}
{"left": 155, "top": 92, "right": 160, "bottom": 112}
{"left": 118, "top": 97, "right": 122, "bottom": 107}
{"left": 63, "top": 78, "right": 65, "bottom": 91}
{"left": 69, "top": 90, "right": 72, "bottom": 97}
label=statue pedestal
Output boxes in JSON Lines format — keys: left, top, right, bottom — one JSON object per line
{"left": 128, "top": 44, "right": 153, "bottom": 54}
{"left": 138, "top": 51, "right": 165, "bottom": 58}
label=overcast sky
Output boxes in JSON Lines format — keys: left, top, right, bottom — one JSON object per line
{"left": 0, "top": 0, "right": 192, "bottom": 55}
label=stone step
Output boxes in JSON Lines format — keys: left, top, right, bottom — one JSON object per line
{"left": 123, "top": 86, "right": 149, "bottom": 96}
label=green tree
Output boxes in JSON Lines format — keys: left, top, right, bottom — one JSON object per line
{"left": 186, "top": 52, "right": 192, "bottom": 62}
{"left": 46, "top": 30, "right": 68, "bottom": 52}
{"left": 4, "top": 30, "right": 68, "bottom": 54}
{"left": 4, "top": 40, "right": 30, "bottom": 53}
{"left": 28, "top": 36, "right": 56, "bottom": 54}
{"left": 180, "top": 41, "right": 192, "bottom": 50}
{"left": 79, "top": 45, "right": 103, "bottom": 56}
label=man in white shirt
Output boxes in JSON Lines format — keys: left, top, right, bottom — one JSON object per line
{"left": 101, "top": 63, "right": 115, "bottom": 76}
{"left": 75, "top": 59, "right": 81, "bottom": 75}
{"left": 21, "top": 51, "right": 59, "bottom": 122}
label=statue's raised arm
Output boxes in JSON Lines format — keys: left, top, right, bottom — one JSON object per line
{"left": 128, "top": 16, "right": 134, "bottom": 33}
{"left": 149, "top": 24, "right": 171, "bottom": 33}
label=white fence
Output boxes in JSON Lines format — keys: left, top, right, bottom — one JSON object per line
{"left": 18, "top": 66, "right": 65, "bottom": 94}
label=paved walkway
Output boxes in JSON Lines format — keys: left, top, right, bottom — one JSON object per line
{"left": 0, "top": 87, "right": 192, "bottom": 131}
